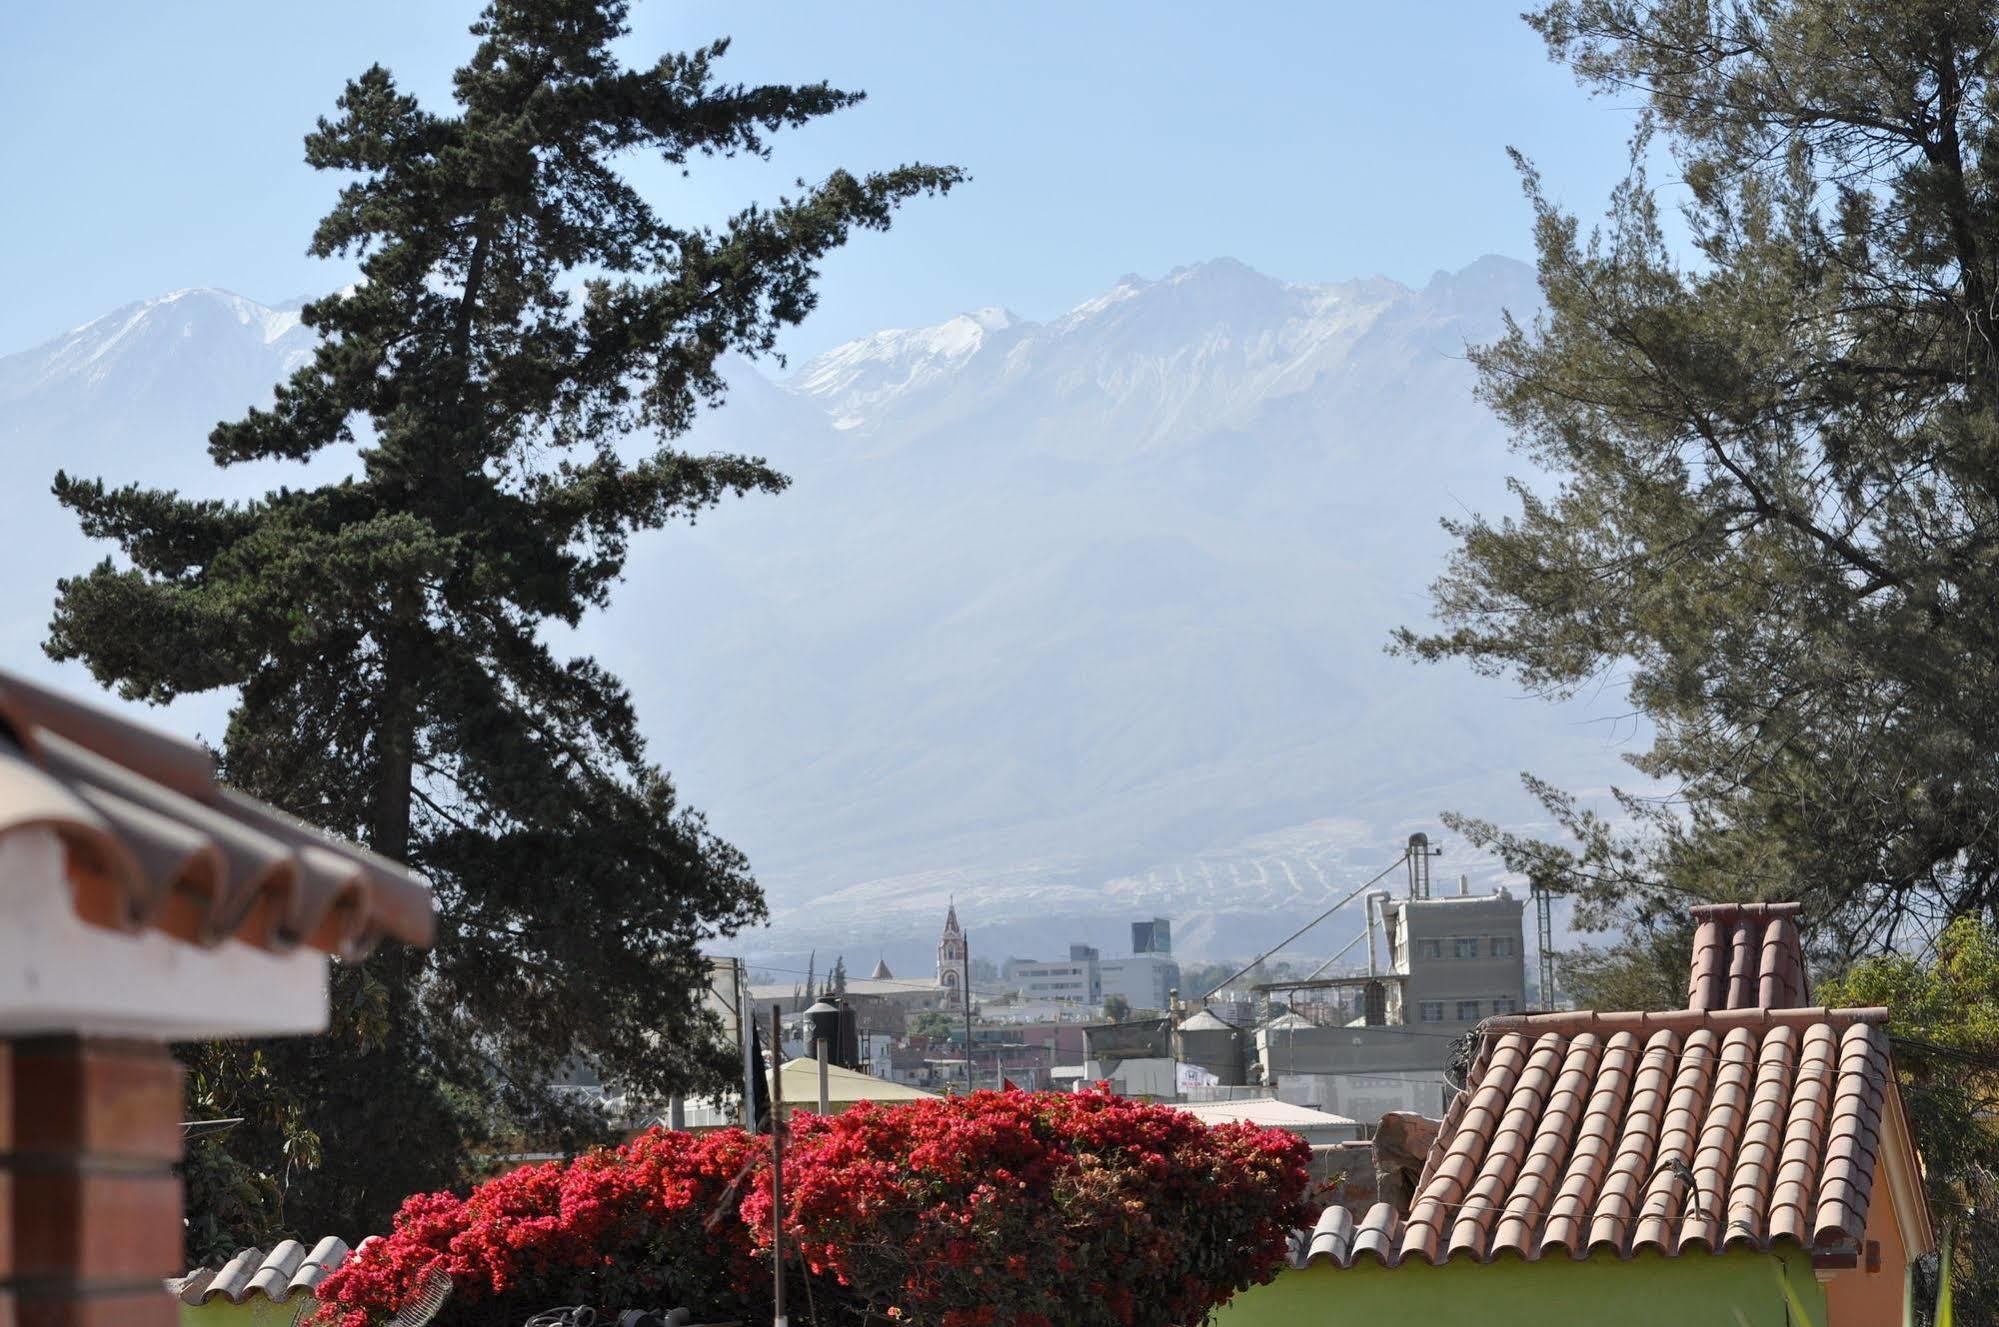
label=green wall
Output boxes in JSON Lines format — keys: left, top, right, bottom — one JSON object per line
{"left": 180, "top": 1297, "right": 314, "bottom": 1327}
{"left": 1212, "top": 1247, "right": 1826, "bottom": 1327}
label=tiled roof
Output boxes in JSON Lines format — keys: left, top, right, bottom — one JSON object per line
{"left": 1294, "top": 1005, "right": 1893, "bottom": 1268}
{"left": 171, "top": 1237, "right": 351, "bottom": 1304}
{"left": 0, "top": 670, "right": 434, "bottom": 960}
{"left": 1686, "top": 902, "right": 1809, "bottom": 1011}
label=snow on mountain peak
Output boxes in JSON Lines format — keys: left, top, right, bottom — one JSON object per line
{"left": 1, "top": 288, "right": 318, "bottom": 406}
{"left": 787, "top": 258, "right": 1463, "bottom": 445}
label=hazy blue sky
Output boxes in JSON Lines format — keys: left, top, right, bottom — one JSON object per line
{"left": 1, "top": 2, "right": 1645, "bottom": 359}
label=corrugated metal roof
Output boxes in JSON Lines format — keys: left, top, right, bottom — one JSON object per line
{"left": 1178, "top": 1009, "right": 1234, "bottom": 1032}
{"left": 0, "top": 670, "right": 433, "bottom": 960}
{"left": 171, "top": 1237, "right": 350, "bottom": 1304}
{"left": 1260, "top": 1012, "right": 1315, "bottom": 1031}
{"left": 1174, "top": 1099, "right": 1357, "bottom": 1128}
{"left": 776, "top": 1057, "right": 940, "bottom": 1106}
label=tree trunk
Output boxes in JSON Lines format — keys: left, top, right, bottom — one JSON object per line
{"left": 371, "top": 620, "right": 418, "bottom": 865}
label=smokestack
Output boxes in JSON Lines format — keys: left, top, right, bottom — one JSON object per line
{"left": 1459, "top": 873, "right": 1470, "bottom": 897}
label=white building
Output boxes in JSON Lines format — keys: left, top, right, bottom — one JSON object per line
{"left": 1003, "top": 922, "right": 1182, "bottom": 1014}
{"left": 1099, "top": 953, "right": 1180, "bottom": 1011}
{"left": 1001, "top": 946, "right": 1100, "bottom": 1003}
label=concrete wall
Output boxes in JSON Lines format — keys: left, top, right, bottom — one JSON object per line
{"left": 1212, "top": 1248, "right": 1826, "bottom": 1327}
{"left": 1177, "top": 1025, "right": 1247, "bottom": 1085}
{"left": 1276, "top": 1070, "right": 1451, "bottom": 1121}
{"left": 1381, "top": 893, "right": 1526, "bottom": 1026}
{"left": 1098, "top": 954, "right": 1180, "bottom": 1010}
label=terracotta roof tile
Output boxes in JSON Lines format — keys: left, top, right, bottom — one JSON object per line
{"left": 1293, "top": 1006, "right": 1895, "bottom": 1269}
{"left": 0, "top": 670, "right": 433, "bottom": 960}
{"left": 1687, "top": 902, "right": 1808, "bottom": 1011}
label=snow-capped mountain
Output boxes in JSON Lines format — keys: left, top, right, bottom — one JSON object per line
{"left": 1, "top": 288, "right": 315, "bottom": 431}
{"left": 0, "top": 260, "right": 1632, "bottom": 969}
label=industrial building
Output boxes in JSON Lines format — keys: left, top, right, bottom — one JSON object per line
{"left": 1176, "top": 837, "right": 1528, "bottom": 1121}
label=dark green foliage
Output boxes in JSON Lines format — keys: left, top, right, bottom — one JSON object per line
{"left": 1822, "top": 918, "right": 1999, "bottom": 1321}
{"left": 50, "top": 0, "right": 958, "bottom": 1243}
{"left": 1397, "top": 0, "right": 1999, "bottom": 967}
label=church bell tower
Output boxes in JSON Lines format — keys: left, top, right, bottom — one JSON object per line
{"left": 937, "top": 902, "right": 965, "bottom": 1009}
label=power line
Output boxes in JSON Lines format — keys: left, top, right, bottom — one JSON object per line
{"left": 1201, "top": 852, "right": 1413, "bottom": 1001}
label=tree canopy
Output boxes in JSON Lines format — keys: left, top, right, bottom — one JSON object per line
{"left": 48, "top": 0, "right": 959, "bottom": 1241}
{"left": 1822, "top": 917, "right": 1999, "bottom": 1317}
{"left": 1398, "top": 0, "right": 1999, "bottom": 971}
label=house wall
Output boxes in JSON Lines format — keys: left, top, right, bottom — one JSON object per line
{"left": 1211, "top": 1248, "right": 1828, "bottom": 1327}
{"left": 180, "top": 1297, "right": 315, "bottom": 1327}
{"left": 1825, "top": 1163, "right": 1911, "bottom": 1327}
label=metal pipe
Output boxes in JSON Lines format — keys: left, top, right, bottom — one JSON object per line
{"left": 1199, "top": 851, "right": 1410, "bottom": 1000}
{"left": 737, "top": 960, "right": 758, "bottom": 1131}
{"left": 962, "top": 932, "right": 974, "bottom": 1092}
{"left": 1301, "top": 924, "right": 1372, "bottom": 982}
{"left": 816, "top": 1035, "right": 831, "bottom": 1115}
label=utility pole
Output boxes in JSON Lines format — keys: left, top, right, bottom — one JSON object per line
{"left": 963, "top": 932, "right": 974, "bottom": 1092}
{"left": 1532, "top": 877, "right": 1557, "bottom": 1010}
{"left": 769, "top": 1004, "right": 788, "bottom": 1327}
{"left": 737, "top": 960, "right": 758, "bottom": 1131}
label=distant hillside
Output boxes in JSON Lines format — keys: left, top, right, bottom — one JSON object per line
{"left": 0, "top": 259, "right": 1632, "bottom": 969}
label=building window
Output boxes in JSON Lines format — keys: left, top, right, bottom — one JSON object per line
{"left": 1419, "top": 1000, "right": 1444, "bottom": 1023}
{"left": 1491, "top": 996, "right": 1517, "bottom": 1015}
{"left": 1456, "top": 999, "right": 1481, "bottom": 1021}
{"left": 1490, "top": 936, "right": 1516, "bottom": 958}
{"left": 1453, "top": 937, "right": 1478, "bottom": 960}
{"left": 1417, "top": 939, "right": 1442, "bottom": 960}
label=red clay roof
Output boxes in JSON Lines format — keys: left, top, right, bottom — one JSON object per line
{"left": 1296, "top": 1004, "right": 1892, "bottom": 1268}
{"left": 1687, "top": 902, "right": 1809, "bottom": 1011}
{"left": 0, "top": 670, "right": 433, "bottom": 960}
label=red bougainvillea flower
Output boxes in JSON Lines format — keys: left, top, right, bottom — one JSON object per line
{"left": 314, "top": 1088, "right": 1315, "bottom": 1327}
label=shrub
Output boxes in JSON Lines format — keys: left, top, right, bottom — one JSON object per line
{"left": 313, "top": 1128, "right": 767, "bottom": 1327}
{"left": 754, "top": 1089, "right": 1314, "bottom": 1327}
{"left": 315, "top": 1089, "right": 1315, "bottom": 1327}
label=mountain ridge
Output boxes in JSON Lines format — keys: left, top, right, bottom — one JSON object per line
{"left": 0, "top": 257, "right": 1628, "bottom": 968}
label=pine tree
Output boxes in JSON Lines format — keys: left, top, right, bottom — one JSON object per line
{"left": 1397, "top": 0, "right": 1999, "bottom": 968}
{"left": 48, "top": 0, "right": 958, "bottom": 1238}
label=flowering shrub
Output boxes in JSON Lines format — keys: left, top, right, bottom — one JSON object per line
{"left": 752, "top": 1089, "right": 1314, "bottom": 1327}
{"left": 315, "top": 1089, "right": 1314, "bottom": 1327}
{"left": 313, "top": 1128, "right": 767, "bottom": 1327}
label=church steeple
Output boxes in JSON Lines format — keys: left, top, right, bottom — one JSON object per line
{"left": 937, "top": 900, "right": 966, "bottom": 1008}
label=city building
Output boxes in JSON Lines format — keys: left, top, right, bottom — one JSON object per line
{"left": 1258, "top": 884, "right": 1525, "bottom": 1118}
{"left": 749, "top": 906, "right": 970, "bottom": 1027}
{"left": 1099, "top": 952, "right": 1181, "bottom": 1010}
{"left": 1180, "top": 872, "right": 1527, "bottom": 1120}
{"left": 1380, "top": 890, "right": 1527, "bottom": 1027}
{"left": 1002, "top": 921, "right": 1182, "bottom": 1013}
{"left": 1001, "top": 945, "right": 1101, "bottom": 1004}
